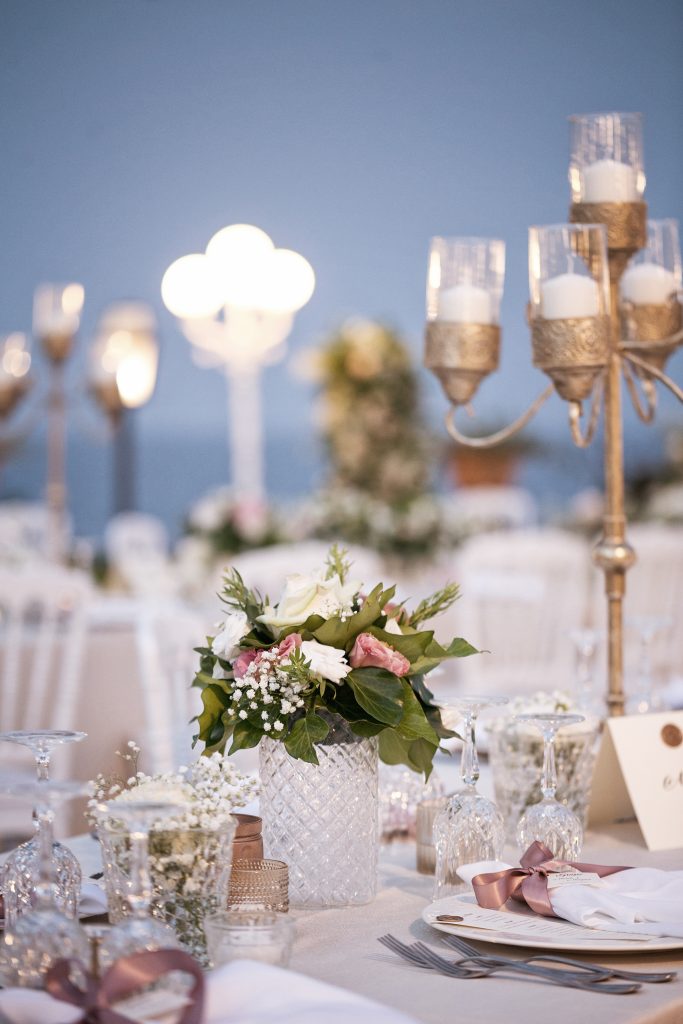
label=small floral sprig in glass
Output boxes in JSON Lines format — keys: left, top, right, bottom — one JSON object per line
{"left": 193, "top": 545, "right": 478, "bottom": 776}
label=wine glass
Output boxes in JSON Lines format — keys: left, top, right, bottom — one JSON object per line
{"left": 433, "top": 696, "right": 508, "bottom": 898}
{"left": 97, "top": 799, "right": 187, "bottom": 970}
{"left": 0, "top": 730, "right": 86, "bottom": 925}
{"left": 626, "top": 615, "right": 672, "bottom": 714}
{"left": 516, "top": 713, "right": 585, "bottom": 859}
{"left": 569, "top": 628, "right": 602, "bottom": 714}
{"left": 1, "top": 778, "right": 90, "bottom": 988}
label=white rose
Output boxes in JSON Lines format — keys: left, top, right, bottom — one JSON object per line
{"left": 258, "top": 570, "right": 360, "bottom": 630}
{"left": 300, "top": 640, "right": 351, "bottom": 684}
{"left": 212, "top": 610, "right": 250, "bottom": 660}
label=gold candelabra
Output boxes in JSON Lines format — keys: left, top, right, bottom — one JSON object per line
{"left": 425, "top": 112, "right": 683, "bottom": 718}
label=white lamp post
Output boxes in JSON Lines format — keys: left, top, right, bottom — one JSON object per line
{"left": 161, "top": 224, "right": 315, "bottom": 503}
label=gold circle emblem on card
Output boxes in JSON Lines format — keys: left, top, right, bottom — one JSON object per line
{"left": 661, "top": 724, "right": 683, "bottom": 748}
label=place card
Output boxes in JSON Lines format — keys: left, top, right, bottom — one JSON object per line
{"left": 589, "top": 711, "right": 683, "bottom": 851}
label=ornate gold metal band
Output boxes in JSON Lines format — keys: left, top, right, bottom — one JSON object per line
{"left": 424, "top": 321, "right": 500, "bottom": 405}
{"left": 621, "top": 298, "right": 683, "bottom": 373}
{"left": 531, "top": 314, "right": 610, "bottom": 402}
{"left": 570, "top": 201, "right": 647, "bottom": 256}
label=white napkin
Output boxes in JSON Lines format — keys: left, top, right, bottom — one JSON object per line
{"left": 0, "top": 959, "right": 418, "bottom": 1024}
{"left": 458, "top": 859, "right": 683, "bottom": 938}
{"left": 79, "top": 880, "right": 108, "bottom": 918}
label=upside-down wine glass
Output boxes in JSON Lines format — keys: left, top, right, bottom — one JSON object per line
{"left": 433, "top": 696, "right": 508, "bottom": 898}
{"left": 97, "top": 799, "right": 187, "bottom": 971}
{"left": 2, "top": 779, "right": 90, "bottom": 988}
{"left": 0, "top": 729, "right": 86, "bottom": 926}
{"left": 516, "top": 713, "right": 585, "bottom": 859}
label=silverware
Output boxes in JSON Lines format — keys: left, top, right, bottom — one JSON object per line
{"left": 441, "top": 931, "right": 676, "bottom": 984}
{"left": 378, "top": 934, "right": 640, "bottom": 994}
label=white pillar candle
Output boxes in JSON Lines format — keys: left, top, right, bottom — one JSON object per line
{"left": 540, "top": 273, "right": 600, "bottom": 320}
{"left": 621, "top": 262, "right": 677, "bottom": 306}
{"left": 437, "top": 284, "right": 493, "bottom": 324}
{"left": 582, "top": 159, "right": 638, "bottom": 203}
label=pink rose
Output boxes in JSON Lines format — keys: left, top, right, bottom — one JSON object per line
{"left": 233, "top": 648, "right": 259, "bottom": 679}
{"left": 349, "top": 633, "right": 411, "bottom": 676}
{"left": 277, "top": 632, "right": 302, "bottom": 660}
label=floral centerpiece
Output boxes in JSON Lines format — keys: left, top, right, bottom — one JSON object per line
{"left": 193, "top": 546, "right": 476, "bottom": 907}
{"left": 185, "top": 486, "right": 284, "bottom": 557}
{"left": 93, "top": 749, "right": 258, "bottom": 964}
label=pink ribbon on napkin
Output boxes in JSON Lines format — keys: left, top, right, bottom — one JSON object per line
{"left": 45, "top": 948, "right": 205, "bottom": 1024}
{"left": 471, "top": 840, "right": 631, "bottom": 918}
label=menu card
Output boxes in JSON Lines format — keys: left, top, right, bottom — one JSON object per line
{"left": 589, "top": 711, "right": 683, "bottom": 851}
{"left": 427, "top": 900, "right": 657, "bottom": 944}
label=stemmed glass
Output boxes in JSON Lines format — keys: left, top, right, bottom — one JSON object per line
{"left": 626, "top": 615, "right": 672, "bottom": 714}
{"left": 569, "top": 628, "right": 602, "bottom": 714}
{"left": 433, "top": 696, "right": 508, "bottom": 898}
{"left": 516, "top": 713, "right": 585, "bottom": 859}
{"left": 1, "top": 779, "right": 90, "bottom": 988}
{"left": 97, "top": 799, "right": 187, "bottom": 971}
{"left": 0, "top": 729, "right": 86, "bottom": 925}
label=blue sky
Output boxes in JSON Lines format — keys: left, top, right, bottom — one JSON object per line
{"left": 1, "top": 0, "right": 682, "bottom": 532}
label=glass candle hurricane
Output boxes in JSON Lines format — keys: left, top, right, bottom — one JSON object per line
{"left": 621, "top": 219, "right": 682, "bottom": 307}
{"left": 33, "top": 283, "right": 84, "bottom": 362}
{"left": 528, "top": 224, "right": 610, "bottom": 322}
{"left": 569, "top": 112, "right": 645, "bottom": 205}
{"left": 427, "top": 237, "right": 505, "bottom": 324}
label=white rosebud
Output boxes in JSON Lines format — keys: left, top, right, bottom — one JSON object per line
{"left": 300, "top": 639, "right": 351, "bottom": 684}
{"left": 211, "top": 611, "right": 250, "bottom": 661}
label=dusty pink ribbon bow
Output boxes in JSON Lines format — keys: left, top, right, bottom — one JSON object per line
{"left": 471, "top": 840, "right": 631, "bottom": 918}
{"left": 45, "top": 948, "right": 205, "bottom": 1024}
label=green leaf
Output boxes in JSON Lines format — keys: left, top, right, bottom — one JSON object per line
{"left": 347, "top": 668, "right": 403, "bottom": 726}
{"left": 378, "top": 731, "right": 438, "bottom": 778}
{"left": 347, "top": 719, "right": 386, "bottom": 738}
{"left": 284, "top": 712, "right": 329, "bottom": 764}
{"left": 395, "top": 680, "right": 439, "bottom": 744}
{"left": 228, "top": 719, "right": 263, "bottom": 754}
{"left": 366, "top": 626, "right": 434, "bottom": 666}
{"left": 312, "top": 583, "right": 396, "bottom": 649}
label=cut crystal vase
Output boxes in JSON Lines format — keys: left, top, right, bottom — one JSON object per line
{"left": 259, "top": 714, "right": 379, "bottom": 908}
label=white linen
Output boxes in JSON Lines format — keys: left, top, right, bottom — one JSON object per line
{"left": 458, "top": 860, "right": 683, "bottom": 938}
{"left": 78, "top": 880, "right": 108, "bottom": 918}
{"left": 0, "top": 960, "right": 418, "bottom": 1024}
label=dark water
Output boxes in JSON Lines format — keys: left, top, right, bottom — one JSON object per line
{"left": 0, "top": 420, "right": 664, "bottom": 543}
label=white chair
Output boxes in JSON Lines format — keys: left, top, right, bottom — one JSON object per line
{"left": 590, "top": 523, "right": 683, "bottom": 690}
{"left": 443, "top": 486, "right": 539, "bottom": 531}
{"left": 0, "top": 501, "right": 65, "bottom": 564}
{"left": 132, "top": 600, "right": 209, "bottom": 775}
{"left": 0, "top": 566, "right": 91, "bottom": 839}
{"left": 438, "top": 529, "right": 591, "bottom": 696}
{"left": 105, "top": 513, "right": 176, "bottom": 597}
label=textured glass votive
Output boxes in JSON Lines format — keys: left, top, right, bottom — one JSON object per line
{"left": 228, "top": 858, "right": 289, "bottom": 913}
{"left": 416, "top": 796, "right": 449, "bottom": 875}
{"left": 204, "top": 908, "right": 293, "bottom": 968}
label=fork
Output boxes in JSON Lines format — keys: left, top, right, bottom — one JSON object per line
{"left": 441, "top": 932, "right": 676, "bottom": 984}
{"left": 378, "top": 935, "right": 641, "bottom": 994}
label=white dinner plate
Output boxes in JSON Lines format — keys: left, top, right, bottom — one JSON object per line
{"left": 422, "top": 894, "right": 683, "bottom": 954}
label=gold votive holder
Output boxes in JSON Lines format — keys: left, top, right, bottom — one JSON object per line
{"left": 228, "top": 858, "right": 289, "bottom": 913}
{"left": 621, "top": 298, "right": 683, "bottom": 373}
{"left": 424, "top": 321, "right": 500, "bottom": 405}
{"left": 531, "top": 315, "right": 610, "bottom": 402}
{"left": 416, "top": 796, "right": 449, "bottom": 875}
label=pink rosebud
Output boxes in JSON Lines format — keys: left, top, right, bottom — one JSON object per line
{"left": 233, "top": 648, "right": 259, "bottom": 679}
{"left": 349, "top": 632, "right": 411, "bottom": 676}
{"left": 277, "top": 632, "right": 302, "bottom": 660}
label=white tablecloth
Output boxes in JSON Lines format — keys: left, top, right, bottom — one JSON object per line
{"left": 64, "top": 822, "right": 683, "bottom": 1024}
